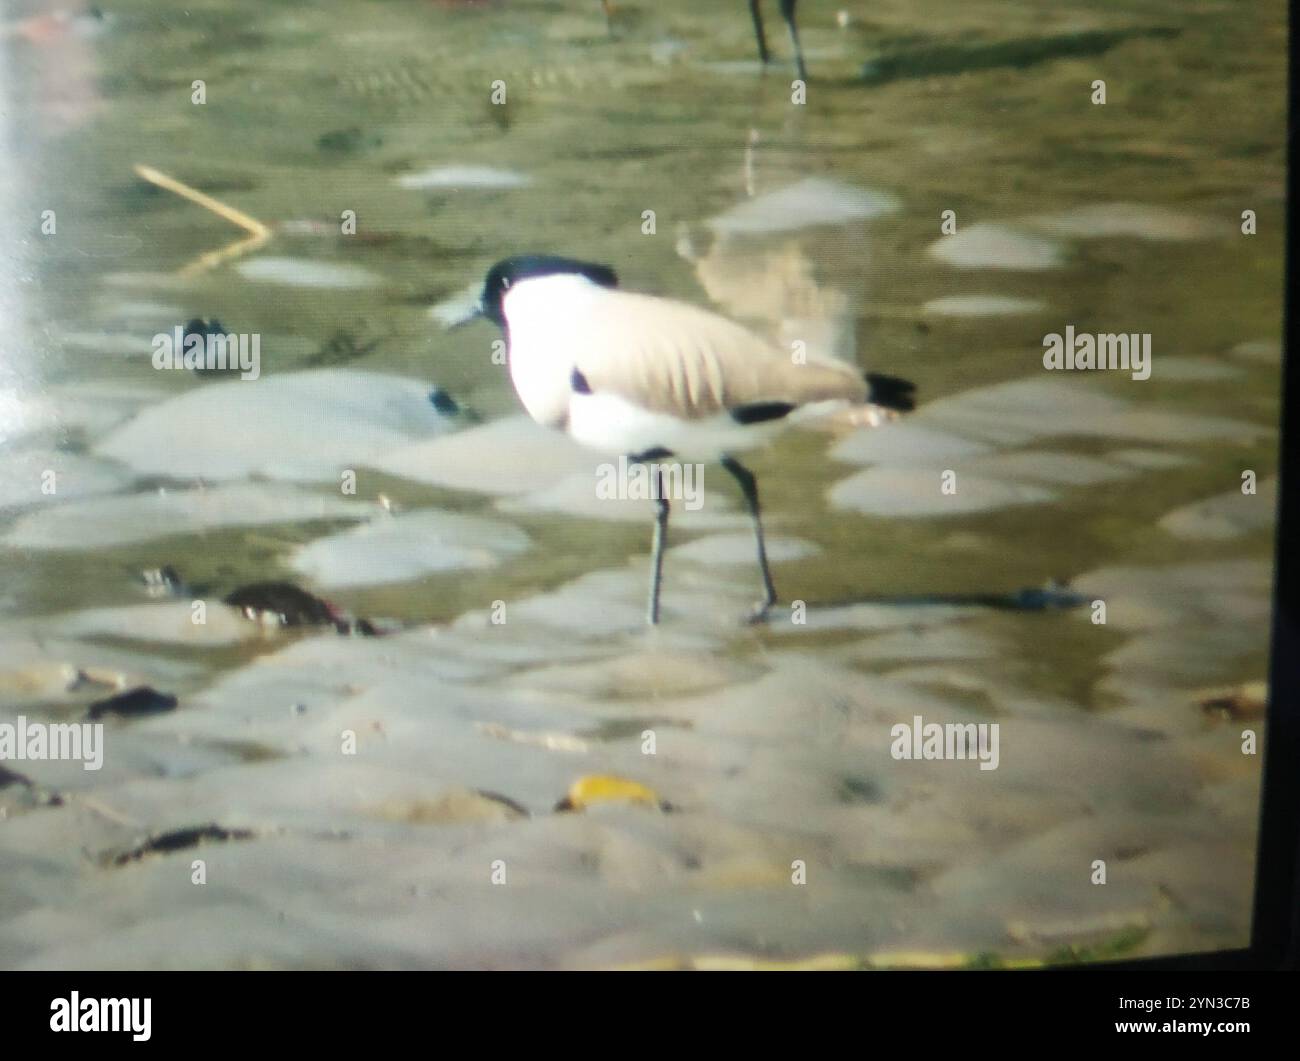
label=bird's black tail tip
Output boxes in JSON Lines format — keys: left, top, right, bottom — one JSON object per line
{"left": 866, "top": 372, "right": 917, "bottom": 413}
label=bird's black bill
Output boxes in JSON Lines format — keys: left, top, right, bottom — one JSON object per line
{"left": 445, "top": 300, "right": 485, "bottom": 330}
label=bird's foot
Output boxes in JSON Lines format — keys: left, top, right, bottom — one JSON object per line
{"left": 744, "top": 601, "right": 773, "bottom": 626}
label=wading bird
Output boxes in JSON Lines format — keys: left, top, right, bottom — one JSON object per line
{"left": 461, "top": 254, "right": 914, "bottom": 625}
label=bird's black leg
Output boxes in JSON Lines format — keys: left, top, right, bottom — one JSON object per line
{"left": 647, "top": 466, "right": 670, "bottom": 625}
{"left": 721, "top": 455, "right": 777, "bottom": 622}
{"left": 749, "top": 0, "right": 771, "bottom": 64}
{"left": 780, "top": 0, "right": 808, "bottom": 82}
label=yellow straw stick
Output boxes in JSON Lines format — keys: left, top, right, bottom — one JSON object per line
{"left": 178, "top": 231, "right": 269, "bottom": 279}
{"left": 133, "top": 164, "right": 271, "bottom": 238}
{"left": 134, "top": 163, "right": 273, "bottom": 276}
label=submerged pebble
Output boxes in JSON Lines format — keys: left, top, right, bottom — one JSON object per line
{"left": 922, "top": 378, "right": 1264, "bottom": 447}
{"left": 395, "top": 165, "right": 532, "bottom": 190}
{"left": 372, "top": 415, "right": 595, "bottom": 495}
{"left": 290, "top": 509, "right": 532, "bottom": 588}
{"left": 2, "top": 483, "right": 365, "bottom": 550}
{"left": 1157, "top": 478, "right": 1277, "bottom": 540}
{"left": 235, "top": 257, "right": 382, "bottom": 288}
{"left": 831, "top": 423, "right": 992, "bottom": 466}
{"left": 967, "top": 451, "right": 1134, "bottom": 487}
{"left": 830, "top": 466, "right": 1056, "bottom": 516}
{"left": 928, "top": 224, "right": 1067, "bottom": 270}
{"left": 96, "top": 369, "right": 461, "bottom": 483}
{"left": 1023, "top": 203, "right": 1225, "bottom": 242}
{"left": 706, "top": 178, "right": 899, "bottom": 235}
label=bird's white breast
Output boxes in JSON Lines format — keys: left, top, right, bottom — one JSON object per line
{"left": 502, "top": 275, "right": 604, "bottom": 429}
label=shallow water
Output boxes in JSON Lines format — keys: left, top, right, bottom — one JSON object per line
{"left": 0, "top": 0, "right": 1285, "bottom": 968}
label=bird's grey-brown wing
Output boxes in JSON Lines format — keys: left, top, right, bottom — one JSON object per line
{"left": 569, "top": 290, "right": 867, "bottom": 420}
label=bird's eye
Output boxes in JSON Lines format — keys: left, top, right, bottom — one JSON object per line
{"left": 500, "top": 275, "right": 512, "bottom": 290}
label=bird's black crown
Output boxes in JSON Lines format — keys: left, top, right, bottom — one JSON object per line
{"left": 480, "top": 255, "right": 618, "bottom": 325}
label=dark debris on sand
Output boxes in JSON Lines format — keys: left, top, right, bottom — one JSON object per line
{"left": 106, "top": 823, "right": 257, "bottom": 867}
{"left": 86, "top": 686, "right": 178, "bottom": 721}
{"left": 223, "top": 580, "right": 388, "bottom": 635}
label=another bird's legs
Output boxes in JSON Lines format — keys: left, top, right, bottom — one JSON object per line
{"left": 780, "top": 0, "right": 808, "bottom": 82}
{"left": 721, "top": 455, "right": 777, "bottom": 622}
{"left": 647, "top": 467, "right": 670, "bottom": 626}
{"left": 749, "top": 0, "right": 771, "bottom": 63}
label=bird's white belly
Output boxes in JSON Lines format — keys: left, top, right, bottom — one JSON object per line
{"left": 568, "top": 391, "right": 776, "bottom": 459}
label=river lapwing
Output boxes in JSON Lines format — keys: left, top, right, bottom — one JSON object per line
{"left": 461, "top": 254, "right": 915, "bottom": 625}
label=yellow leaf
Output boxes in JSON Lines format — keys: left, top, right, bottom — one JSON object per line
{"left": 555, "top": 774, "right": 666, "bottom": 812}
